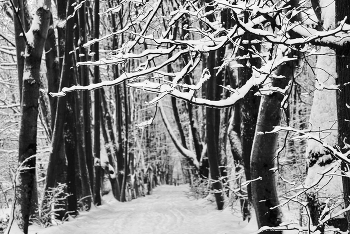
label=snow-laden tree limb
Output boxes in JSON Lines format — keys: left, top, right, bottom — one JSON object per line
{"left": 50, "top": 0, "right": 350, "bottom": 106}
{"left": 77, "top": 46, "right": 177, "bottom": 66}
{"left": 268, "top": 126, "right": 350, "bottom": 164}
{"left": 158, "top": 101, "right": 199, "bottom": 170}
{"left": 50, "top": 50, "right": 189, "bottom": 97}
{"left": 129, "top": 54, "right": 296, "bottom": 108}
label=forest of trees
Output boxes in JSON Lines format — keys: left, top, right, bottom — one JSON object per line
{"left": 1, "top": 0, "right": 350, "bottom": 233}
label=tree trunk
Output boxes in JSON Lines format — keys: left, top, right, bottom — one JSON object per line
{"left": 9, "top": 2, "right": 51, "bottom": 233}
{"left": 93, "top": 0, "right": 101, "bottom": 206}
{"left": 44, "top": 15, "right": 60, "bottom": 126}
{"left": 250, "top": 48, "right": 292, "bottom": 233}
{"left": 59, "top": 0, "right": 78, "bottom": 215}
{"left": 100, "top": 104, "right": 120, "bottom": 200}
{"left": 108, "top": 0, "right": 125, "bottom": 193}
{"left": 250, "top": 94, "right": 283, "bottom": 232}
{"left": 64, "top": 94, "right": 78, "bottom": 215}
{"left": 73, "top": 88, "right": 92, "bottom": 210}
{"left": 304, "top": 2, "right": 338, "bottom": 231}
{"left": 115, "top": 84, "right": 124, "bottom": 193}
{"left": 43, "top": 0, "right": 68, "bottom": 220}
{"left": 335, "top": 0, "right": 350, "bottom": 231}
{"left": 238, "top": 36, "right": 261, "bottom": 203}
{"left": 78, "top": 1, "right": 94, "bottom": 198}
{"left": 120, "top": 82, "right": 129, "bottom": 202}
{"left": 13, "top": 0, "right": 28, "bottom": 103}
{"left": 100, "top": 90, "right": 121, "bottom": 200}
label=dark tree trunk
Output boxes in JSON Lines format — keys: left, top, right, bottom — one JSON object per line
{"left": 206, "top": 59, "right": 224, "bottom": 210}
{"left": 93, "top": 0, "right": 101, "bottom": 206}
{"left": 43, "top": 0, "right": 69, "bottom": 220}
{"left": 238, "top": 38, "right": 261, "bottom": 203}
{"left": 216, "top": 8, "right": 229, "bottom": 189}
{"left": 120, "top": 82, "right": 129, "bottom": 202}
{"left": 44, "top": 15, "right": 60, "bottom": 126}
{"left": 115, "top": 84, "right": 124, "bottom": 190}
{"left": 38, "top": 89, "right": 52, "bottom": 139}
{"left": 63, "top": 0, "right": 78, "bottom": 214}
{"left": 79, "top": 1, "right": 94, "bottom": 197}
{"left": 335, "top": 0, "right": 350, "bottom": 231}
{"left": 204, "top": 0, "right": 225, "bottom": 210}
{"left": 13, "top": 0, "right": 27, "bottom": 103}
{"left": 64, "top": 92, "right": 78, "bottom": 215}
{"left": 10, "top": 2, "right": 51, "bottom": 233}
{"left": 70, "top": 5, "right": 92, "bottom": 211}
{"left": 250, "top": 52, "right": 293, "bottom": 233}
{"left": 73, "top": 88, "right": 92, "bottom": 210}
{"left": 250, "top": 93, "right": 283, "bottom": 233}
{"left": 108, "top": 0, "right": 124, "bottom": 190}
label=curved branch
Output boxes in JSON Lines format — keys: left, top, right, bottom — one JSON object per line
{"left": 159, "top": 102, "right": 199, "bottom": 170}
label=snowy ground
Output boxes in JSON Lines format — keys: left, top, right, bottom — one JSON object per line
{"left": 28, "top": 185, "right": 259, "bottom": 234}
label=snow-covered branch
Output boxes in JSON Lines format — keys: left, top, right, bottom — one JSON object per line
{"left": 269, "top": 126, "right": 350, "bottom": 164}
{"left": 50, "top": 50, "right": 189, "bottom": 97}
{"left": 158, "top": 102, "right": 199, "bottom": 170}
{"left": 129, "top": 51, "right": 295, "bottom": 108}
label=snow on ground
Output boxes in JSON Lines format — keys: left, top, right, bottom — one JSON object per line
{"left": 29, "top": 185, "right": 259, "bottom": 234}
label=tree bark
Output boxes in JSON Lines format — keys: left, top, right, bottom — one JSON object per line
{"left": 93, "top": 0, "right": 101, "bottom": 206}
{"left": 100, "top": 102, "right": 120, "bottom": 200}
{"left": 109, "top": 0, "right": 125, "bottom": 193}
{"left": 44, "top": 15, "right": 60, "bottom": 126}
{"left": 120, "top": 82, "right": 129, "bottom": 202}
{"left": 100, "top": 89, "right": 121, "bottom": 200}
{"left": 204, "top": 0, "right": 225, "bottom": 210}
{"left": 43, "top": 0, "right": 68, "bottom": 220}
{"left": 78, "top": 1, "right": 94, "bottom": 198}
{"left": 250, "top": 48, "right": 293, "bottom": 233}
{"left": 59, "top": 0, "right": 78, "bottom": 215}
{"left": 238, "top": 37, "right": 261, "bottom": 203}
{"left": 12, "top": 0, "right": 28, "bottom": 104}
{"left": 9, "top": 2, "right": 51, "bottom": 233}
{"left": 335, "top": 0, "right": 350, "bottom": 231}
{"left": 304, "top": 2, "right": 338, "bottom": 231}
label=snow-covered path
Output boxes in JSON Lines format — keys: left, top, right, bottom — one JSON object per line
{"left": 31, "top": 185, "right": 255, "bottom": 234}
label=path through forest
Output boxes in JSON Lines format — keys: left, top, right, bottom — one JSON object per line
{"left": 30, "top": 185, "right": 258, "bottom": 234}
